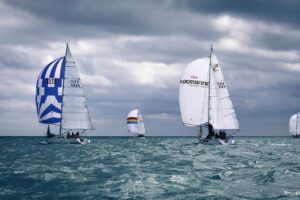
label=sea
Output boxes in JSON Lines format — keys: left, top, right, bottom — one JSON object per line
{"left": 0, "top": 136, "right": 300, "bottom": 200}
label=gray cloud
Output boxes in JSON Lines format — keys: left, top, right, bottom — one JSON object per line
{"left": 179, "top": 0, "right": 300, "bottom": 28}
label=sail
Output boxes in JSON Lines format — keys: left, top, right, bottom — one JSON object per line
{"left": 209, "top": 50, "right": 239, "bottom": 130}
{"left": 137, "top": 109, "right": 146, "bottom": 135}
{"left": 127, "top": 109, "right": 138, "bottom": 134}
{"left": 36, "top": 57, "right": 65, "bottom": 124}
{"left": 289, "top": 113, "right": 300, "bottom": 136}
{"left": 179, "top": 58, "right": 210, "bottom": 126}
{"left": 60, "top": 44, "right": 93, "bottom": 130}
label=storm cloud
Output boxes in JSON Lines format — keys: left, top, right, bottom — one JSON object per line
{"left": 0, "top": 0, "right": 300, "bottom": 136}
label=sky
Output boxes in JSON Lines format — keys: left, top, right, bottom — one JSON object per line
{"left": 0, "top": 0, "right": 300, "bottom": 136}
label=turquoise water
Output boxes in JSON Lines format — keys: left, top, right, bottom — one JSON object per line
{"left": 0, "top": 137, "right": 300, "bottom": 199}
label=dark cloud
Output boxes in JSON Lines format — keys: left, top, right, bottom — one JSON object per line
{"left": 253, "top": 31, "right": 300, "bottom": 51}
{"left": 179, "top": 0, "right": 300, "bottom": 28}
{"left": 3, "top": 0, "right": 222, "bottom": 40}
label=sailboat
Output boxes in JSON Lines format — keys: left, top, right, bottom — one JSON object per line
{"left": 289, "top": 113, "right": 300, "bottom": 138}
{"left": 179, "top": 46, "right": 239, "bottom": 145}
{"left": 35, "top": 44, "right": 94, "bottom": 144}
{"left": 127, "top": 108, "right": 146, "bottom": 137}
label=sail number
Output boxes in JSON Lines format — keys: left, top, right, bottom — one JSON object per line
{"left": 70, "top": 80, "right": 81, "bottom": 88}
{"left": 217, "top": 81, "right": 226, "bottom": 88}
{"left": 48, "top": 78, "right": 56, "bottom": 85}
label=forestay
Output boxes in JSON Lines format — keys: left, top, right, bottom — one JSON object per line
{"left": 60, "top": 45, "right": 93, "bottom": 130}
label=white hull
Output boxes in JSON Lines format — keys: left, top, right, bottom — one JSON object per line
{"left": 46, "top": 137, "right": 91, "bottom": 144}
{"left": 199, "top": 138, "right": 235, "bottom": 145}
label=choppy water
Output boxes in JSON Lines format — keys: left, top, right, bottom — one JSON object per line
{"left": 0, "top": 137, "right": 300, "bottom": 199}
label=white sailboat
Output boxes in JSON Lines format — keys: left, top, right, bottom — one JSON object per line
{"left": 179, "top": 46, "right": 239, "bottom": 145}
{"left": 289, "top": 113, "right": 300, "bottom": 138}
{"left": 127, "top": 108, "right": 146, "bottom": 137}
{"left": 35, "top": 44, "right": 94, "bottom": 144}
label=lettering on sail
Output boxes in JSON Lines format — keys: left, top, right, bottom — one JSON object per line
{"left": 180, "top": 75, "right": 209, "bottom": 87}
{"left": 70, "top": 79, "right": 81, "bottom": 88}
{"left": 212, "top": 64, "right": 219, "bottom": 72}
{"left": 217, "top": 81, "right": 226, "bottom": 88}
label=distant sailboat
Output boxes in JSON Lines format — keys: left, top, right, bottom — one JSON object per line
{"left": 289, "top": 113, "right": 300, "bottom": 138}
{"left": 35, "top": 44, "right": 94, "bottom": 144}
{"left": 127, "top": 109, "right": 146, "bottom": 137}
{"left": 179, "top": 46, "right": 239, "bottom": 145}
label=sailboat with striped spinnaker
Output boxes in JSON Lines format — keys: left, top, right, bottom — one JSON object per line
{"left": 35, "top": 44, "right": 94, "bottom": 144}
{"left": 127, "top": 108, "right": 146, "bottom": 137}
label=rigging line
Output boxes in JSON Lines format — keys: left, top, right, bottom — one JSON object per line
{"left": 62, "top": 108, "right": 89, "bottom": 110}
{"left": 224, "top": 112, "right": 236, "bottom": 117}
{"left": 219, "top": 96, "right": 230, "bottom": 101}
{"left": 208, "top": 45, "right": 213, "bottom": 124}
{"left": 200, "top": 66, "right": 209, "bottom": 126}
{"left": 210, "top": 107, "right": 234, "bottom": 110}
{"left": 229, "top": 129, "right": 240, "bottom": 136}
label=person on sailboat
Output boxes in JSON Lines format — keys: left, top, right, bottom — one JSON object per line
{"left": 47, "top": 127, "right": 56, "bottom": 138}
{"left": 206, "top": 123, "right": 215, "bottom": 139}
{"left": 75, "top": 132, "right": 80, "bottom": 138}
{"left": 47, "top": 133, "right": 56, "bottom": 138}
{"left": 219, "top": 130, "right": 227, "bottom": 140}
{"left": 67, "top": 132, "right": 71, "bottom": 139}
{"left": 71, "top": 132, "right": 75, "bottom": 138}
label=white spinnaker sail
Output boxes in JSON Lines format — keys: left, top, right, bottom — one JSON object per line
{"left": 179, "top": 58, "right": 210, "bottom": 126}
{"left": 289, "top": 113, "right": 300, "bottom": 136}
{"left": 127, "top": 109, "right": 138, "bottom": 134}
{"left": 209, "top": 51, "right": 239, "bottom": 130}
{"left": 61, "top": 45, "right": 93, "bottom": 130}
{"left": 137, "top": 109, "right": 146, "bottom": 135}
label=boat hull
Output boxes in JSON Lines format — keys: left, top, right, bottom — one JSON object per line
{"left": 199, "top": 138, "right": 235, "bottom": 145}
{"left": 137, "top": 134, "right": 145, "bottom": 137}
{"left": 46, "top": 137, "right": 91, "bottom": 144}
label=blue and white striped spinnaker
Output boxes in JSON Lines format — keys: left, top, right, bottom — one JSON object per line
{"left": 36, "top": 44, "right": 94, "bottom": 132}
{"left": 35, "top": 57, "right": 65, "bottom": 124}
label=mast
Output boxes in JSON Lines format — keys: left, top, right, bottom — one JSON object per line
{"left": 59, "top": 43, "right": 68, "bottom": 136}
{"left": 207, "top": 45, "right": 213, "bottom": 128}
{"left": 297, "top": 112, "right": 299, "bottom": 136}
{"left": 136, "top": 108, "right": 139, "bottom": 135}
{"left": 137, "top": 107, "right": 143, "bottom": 135}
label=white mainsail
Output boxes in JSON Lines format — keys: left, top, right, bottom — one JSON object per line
{"left": 137, "top": 109, "right": 146, "bottom": 135}
{"left": 60, "top": 44, "right": 93, "bottom": 132}
{"left": 209, "top": 51, "right": 239, "bottom": 130}
{"left": 127, "top": 109, "right": 146, "bottom": 135}
{"left": 179, "top": 46, "right": 239, "bottom": 133}
{"left": 289, "top": 113, "right": 300, "bottom": 136}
